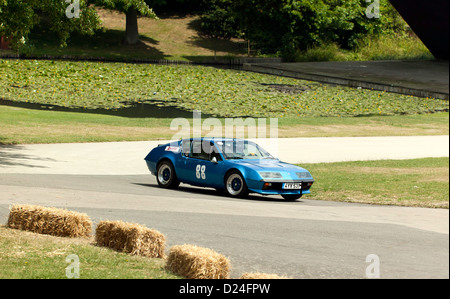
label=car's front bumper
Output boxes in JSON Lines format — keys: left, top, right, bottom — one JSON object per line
{"left": 145, "top": 160, "right": 157, "bottom": 176}
{"left": 246, "top": 179, "right": 314, "bottom": 195}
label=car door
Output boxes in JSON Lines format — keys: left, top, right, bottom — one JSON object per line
{"left": 184, "top": 140, "right": 223, "bottom": 188}
{"left": 174, "top": 139, "right": 192, "bottom": 183}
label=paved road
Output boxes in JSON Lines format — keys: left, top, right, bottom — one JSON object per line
{"left": 0, "top": 136, "right": 448, "bottom": 278}
{"left": 0, "top": 174, "right": 448, "bottom": 279}
{"left": 0, "top": 136, "right": 448, "bottom": 175}
{"left": 244, "top": 60, "right": 449, "bottom": 100}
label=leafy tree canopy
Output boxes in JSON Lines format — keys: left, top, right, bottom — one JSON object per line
{"left": 93, "top": 0, "right": 156, "bottom": 17}
{"left": 0, "top": 0, "right": 158, "bottom": 50}
{"left": 0, "top": 0, "right": 101, "bottom": 50}
{"left": 199, "top": 0, "right": 406, "bottom": 59}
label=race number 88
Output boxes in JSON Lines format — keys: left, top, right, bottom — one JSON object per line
{"left": 196, "top": 165, "right": 206, "bottom": 180}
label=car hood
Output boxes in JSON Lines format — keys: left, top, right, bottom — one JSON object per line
{"left": 231, "top": 159, "right": 313, "bottom": 179}
{"left": 232, "top": 159, "right": 299, "bottom": 169}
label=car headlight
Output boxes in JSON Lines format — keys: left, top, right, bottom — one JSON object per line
{"left": 259, "top": 172, "right": 282, "bottom": 179}
{"left": 296, "top": 172, "right": 312, "bottom": 179}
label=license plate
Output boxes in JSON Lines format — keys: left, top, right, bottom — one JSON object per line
{"left": 283, "top": 183, "right": 302, "bottom": 190}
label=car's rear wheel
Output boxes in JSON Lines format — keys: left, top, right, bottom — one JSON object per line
{"left": 225, "top": 171, "right": 249, "bottom": 198}
{"left": 157, "top": 160, "right": 180, "bottom": 189}
{"left": 281, "top": 194, "right": 302, "bottom": 201}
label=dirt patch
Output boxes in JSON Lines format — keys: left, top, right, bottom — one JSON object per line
{"left": 1, "top": 124, "right": 172, "bottom": 144}
{"left": 277, "top": 124, "right": 449, "bottom": 138}
{"left": 310, "top": 190, "right": 449, "bottom": 208}
{"left": 344, "top": 166, "right": 448, "bottom": 175}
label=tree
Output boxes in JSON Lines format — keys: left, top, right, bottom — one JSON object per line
{"left": 234, "top": 0, "right": 329, "bottom": 58}
{"left": 0, "top": 0, "right": 101, "bottom": 51}
{"left": 92, "top": 0, "right": 157, "bottom": 44}
{"left": 0, "top": 0, "right": 158, "bottom": 50}
{"left": 198, "top": 0, "right": 241, "bottom": 58}
{"left": 200, "top": 0, "right": 406, "bottom": 60}
{"left": 199, "top": 0, "right": 241, "bottom": 40}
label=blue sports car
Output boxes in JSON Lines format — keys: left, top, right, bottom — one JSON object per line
{"left": 144, "top": 138, "right": 314, "bottom": 201}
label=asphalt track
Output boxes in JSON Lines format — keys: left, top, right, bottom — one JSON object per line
{"left": 243, "top": 60, "right": 449, "bottom": 100}
{"left": 0, "top": 136, "right": 448, "bottom": 278}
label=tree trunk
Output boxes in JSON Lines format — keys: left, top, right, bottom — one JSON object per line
{"left": 124, "top": 8, "right": 139, "bottom": 45}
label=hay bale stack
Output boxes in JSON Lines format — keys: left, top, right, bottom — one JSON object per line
{"left": 165, "top": 244, "right": 231, "bottom": 279}
{"left": 240, "top": 272, "right": 287, "bottom": 279}
{"left": 95, "top": 220, "right": 166, "bottom": 258}
{"left": 7, "top": 204, "right": 92, "bottom": 238}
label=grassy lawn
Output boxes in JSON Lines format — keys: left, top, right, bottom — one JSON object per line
{"left": 303, "top": 157, "right": 449, "bottom": 208}
{"left": 25, "top": 9, "right": 247, "bottom": 62}
{"left": 0, "top": 105, "right": 447, "bottom": 144}
{"left": 294, "top": 34, "right": 433, "bottom": 62}
{"left": 0, "top": 225, "right": 179, "bottom": 279}
{"left": 0, "top": 105, "right": 174, "bottom": 144}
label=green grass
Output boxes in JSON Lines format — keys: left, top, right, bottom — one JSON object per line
{"left": 355, "top": 34, "right": 434, "bottom": 61}
{"left": 303, "top": 157, "right": 449, "bottom": 208}
{"left": 0, "top": 225, "right": 180, "bottom": 279}
{"left": 293, "top": 34, "right": 433, "bottom": 62}
{"left": 0, "top": 105, "right": 173, "bottom": 144}
{"left": 0, "top": 105, "right": 447, "bottom": 144}
{"left": 25, "top": 9, "right": 247, "bottom": 62}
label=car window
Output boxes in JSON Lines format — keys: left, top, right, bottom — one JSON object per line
{"left": 190, "top": 140, "right": 210, "bottom": 160}
{"left": 190, "top": 140, "right": 222, "bottom": 161}
{"left": 210, "top": 144, "right": 222, "bottom": 161}
{"left": 216, "top": 140, "right": 274, "bottom": 160}
{"left": 181, "top": 140, "right": 191, "bottom": 157}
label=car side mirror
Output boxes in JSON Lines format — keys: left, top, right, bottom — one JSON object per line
{"left": 211, "top": 157, "right": 218, "bottom": 164}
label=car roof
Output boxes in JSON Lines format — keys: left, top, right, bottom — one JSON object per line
{"left": 182, "top": 137, "right": 245, "bottom": 142}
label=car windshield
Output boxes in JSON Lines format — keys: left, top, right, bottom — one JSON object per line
{"left": 215, "top": 140, "right": 275, "bottom": 160}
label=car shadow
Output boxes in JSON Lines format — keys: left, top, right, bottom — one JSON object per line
{"left": 132, "top": 182, "right": 304, "bottom": 203}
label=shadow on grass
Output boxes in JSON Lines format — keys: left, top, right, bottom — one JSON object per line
{"left": 30, "top": 28, "right": 167, "bottom": 61}
{"left": 0, "top": 98, "right": 210, "bottom": 119}
{"left": 185, "top": 18, "right": 247, "bottom": 57}
{"left": 23, "top": 23, "right": 246, "bottom": 63}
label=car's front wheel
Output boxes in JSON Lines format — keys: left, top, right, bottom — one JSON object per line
{"left": 157, "top": 160, "right": 180, "bottom": 189}
{"left": 225, "top": 171, "right": 249, "bottom": 198}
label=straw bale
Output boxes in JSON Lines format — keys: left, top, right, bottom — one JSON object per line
{"left": 240, "top": 272, "right": 287, "bottom": 279}
{"left": 95, "top": 220, "right": 166, "bottom": 258}
{"left": 7, "top": 204, "right": 92, "bottom": 238}
{"left": 165, "top": 244, "right": 231, "bottom": 279}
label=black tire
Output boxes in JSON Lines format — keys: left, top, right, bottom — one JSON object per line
{"left": 281, "top": 194, "right": 302, "bottom": 201}
{"left": 225, "top": 171, "right": 249, "bottom": 198}
{"left": 156, "top": 160, "right": 180, "bottom": 189}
